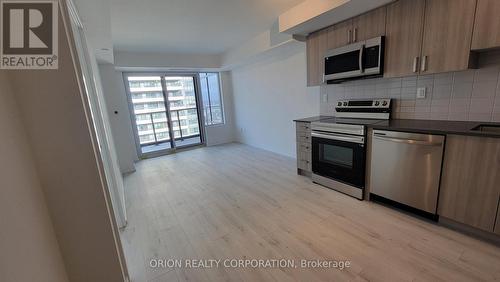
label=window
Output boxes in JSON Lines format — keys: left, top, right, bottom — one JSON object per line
{"left": 126, "top": 74, "right": 203, "bottom": 154}
{"left": 200, "top": 72, "right": 224, "bottom": 126}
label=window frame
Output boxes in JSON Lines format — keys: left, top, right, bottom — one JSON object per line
{"left": 122, "top": 72, "right": 206, "bottom": 158}
{"left": 200, "top": 72, "right": 225, "bottom": 127}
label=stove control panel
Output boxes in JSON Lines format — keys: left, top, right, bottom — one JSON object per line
{"left": 336, "top": 99, "right": 391, "bottom": 109}
{"left": 334, "top": 99, "right": 392, "bottom": 119}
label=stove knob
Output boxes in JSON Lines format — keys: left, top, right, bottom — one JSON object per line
{"left": 374, "top": 101, "right": 380, "bottom": 106}
{"left": 382, "top": 101, "right": 388, "bottom": 106}
{"left": 343, "top": 102, "right": 348, "bottom": 106}
{"left": 337, "top": 102, "right": 342, "bottom": 107}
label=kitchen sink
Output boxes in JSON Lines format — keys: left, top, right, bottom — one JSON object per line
{"left": 470, "top": 124, "right": 500, "bottom": 134}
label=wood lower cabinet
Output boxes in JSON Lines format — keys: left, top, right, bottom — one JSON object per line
{"left": 384, "top": 0, "right": 425, "bottom": 78}
{"left": 295, "top": 122, "right": 312, "bottom": 174}
{"left": 472, "top": 0, "right": 500, "bottom": 50}
{"left": 420, "top": 0, "right": 477, "bottom": 74}
{"left": 438, "top": 135, "right": 500, "bottom": 232}
{"left": 351, "top": 6, "right": 386, "bottom": 42}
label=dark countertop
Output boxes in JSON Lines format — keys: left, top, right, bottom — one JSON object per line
{"left": 370, "top": 119, "right": 500, "bottom": 138}
{"left": 293, "top": 115, "right": 333, "bottom": 123}
{"left": 294, "top": 116, "right": 500, "bottom": 138}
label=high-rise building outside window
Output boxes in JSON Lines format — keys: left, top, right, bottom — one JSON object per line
{"left": 199, "top": 72, "right": 224, "bottom": 126}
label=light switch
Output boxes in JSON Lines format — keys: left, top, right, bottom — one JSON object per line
{"left": 417, "top": 87, "right": 426, "bottom": 99}
{"left": 322, "top": 93, "right": 328, "bottom": 103}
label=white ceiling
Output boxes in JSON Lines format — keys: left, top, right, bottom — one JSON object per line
{"left": 109, "top": 0, "right": 304, "bottom": 55}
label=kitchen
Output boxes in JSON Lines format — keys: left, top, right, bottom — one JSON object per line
{"left": 295, "top": 0, "right": 500, "bottom": 241}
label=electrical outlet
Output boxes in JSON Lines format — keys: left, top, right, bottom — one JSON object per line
{"left": 416, "top": 87, "right": 426, "bottom": 99}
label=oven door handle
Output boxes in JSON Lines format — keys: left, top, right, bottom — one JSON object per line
{"left": 312, "top": 132, "right": 365, "bottom": 144}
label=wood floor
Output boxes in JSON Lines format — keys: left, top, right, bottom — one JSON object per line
{"left": 120, "top": 143, "right": 500, "bottom": 282}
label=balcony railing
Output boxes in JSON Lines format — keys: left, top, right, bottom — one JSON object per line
{"left": 138, "top": 108, "right": 200, "bottom": 147}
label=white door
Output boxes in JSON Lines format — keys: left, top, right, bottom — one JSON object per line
{"left": 67, "top": 1, "right": 127, "bottom": 228}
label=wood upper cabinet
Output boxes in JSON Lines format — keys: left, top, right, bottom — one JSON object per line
{"left": 420, "top": 0, "right": 477, "bottom": 74}
{"left": 306, "top": 31, "right": 320, "bottom": 86}
{"left": 306, "top": 0, "right": 479, "bottom": 84}
{"left": 326, "top": 19, "right": 352, "bottom": 50}
{"left": 438, "top": 135, "right": 500, "bottom": 232}
{"left": 306, "top": 29, "right": 328, "bottom": 86}
{"left": 327, "top": 8, "right": 386, "bottom": 49}
{"left": 384, "top": 0, "right": 426, "bottom": 78}
{"left": 317, "top": 29, "right": 328, "bottom": 83}
{"left": 351, "top": 6, "right": 387, "bottom": 42}
{"left": 471, "top": 0, "right": 500, "bottom": 50}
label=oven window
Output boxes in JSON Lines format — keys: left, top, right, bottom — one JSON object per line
{"left": 320, "top": 144, "right": 353, "bottom": 168}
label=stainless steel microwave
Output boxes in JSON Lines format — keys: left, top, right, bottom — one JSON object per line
{"left": 324, "top": 36, "right": 384, "bottom": 83}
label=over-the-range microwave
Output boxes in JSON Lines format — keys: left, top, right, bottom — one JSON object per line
{"left": 323, "top": 36, "right": 384, "bottom": 84}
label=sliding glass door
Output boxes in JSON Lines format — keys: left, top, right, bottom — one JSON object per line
{"left": 125, "top": 73, "right": 204, "bottom": 157}
{"left": 164, "top": 76, "right": 202, "bottom": 147}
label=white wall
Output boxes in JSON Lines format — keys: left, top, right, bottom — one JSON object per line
{"left": 99, "top": 64, "right": 138, "bottom": 173}
{"left": 230, "top": 43, "right": 320, "bottom": 158}
{"left": 115, "top": 51, "right": 221, "bottom": 70}
{"left": 0, "top": 71, "right": 68, "bottom": 282}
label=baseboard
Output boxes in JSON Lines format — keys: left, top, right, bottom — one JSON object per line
{"left": 439, "top": 217, "right": 500, "bottom": 246}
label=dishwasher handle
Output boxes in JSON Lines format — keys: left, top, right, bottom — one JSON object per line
{"left": 373, "top": 135, "right": 443, "bottom": 146}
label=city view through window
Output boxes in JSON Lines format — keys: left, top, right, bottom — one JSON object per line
{"left": 199, "top": 73, "right": 224, "bottom": 126}
{"left": 127, "top": 75, "right": 203, "bottom": 154}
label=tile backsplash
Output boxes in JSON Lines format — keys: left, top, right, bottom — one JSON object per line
{"left": 320, "top": 66, "right": 500, "bottom": 122}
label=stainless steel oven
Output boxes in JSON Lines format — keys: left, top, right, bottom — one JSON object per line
{"left": 311, "top": 122, "right": 366, "bottom": 199}
{"left": 309, "top": 99, "right": 392, "bottom": 200}
{"left": 312, "top": 131, "right": 366, "bottom": 187}
{"left": 324, "top": 36, "right": 384, "bottom": 83}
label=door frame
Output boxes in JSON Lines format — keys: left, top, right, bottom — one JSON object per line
{"left": 163, "top": 72, "right": 207, "bottom": 149}
{"left": 123, "top": 71, "right": 206, "bottom": 159}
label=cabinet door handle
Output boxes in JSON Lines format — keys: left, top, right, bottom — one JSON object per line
{"left": 347, "top": 29, "right": 352, "bottom": 44}
{"left": 413, "top": 57, "right": 419, "bottom": 73}
{"left": 353, "top": 28, "right": 357, "bottom": 42}
{"left": 421, "top": 55, "right": 427, "bottom": 72}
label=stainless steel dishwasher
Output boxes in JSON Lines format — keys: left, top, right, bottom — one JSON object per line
{"left": 370, "top": 130, "right": 445, "bottom": 215}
